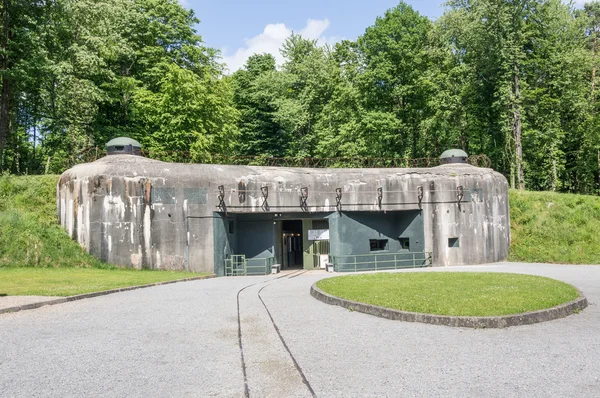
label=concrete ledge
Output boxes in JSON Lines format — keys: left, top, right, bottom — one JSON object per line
{"left": 310, "top": 283, "right": 588, "bottom": 328}
{"left": 0, "top": 274, "right": 216, "bottom": 316}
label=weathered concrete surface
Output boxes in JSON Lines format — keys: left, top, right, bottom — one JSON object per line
{"left": 57, "top": 155, "right": 510, "bottom": 273}
{"left": 1, "top": 263, "right": 599, "bottom": 397}
{"left": 310, "top": 283, "right": 588, "bottom": 328}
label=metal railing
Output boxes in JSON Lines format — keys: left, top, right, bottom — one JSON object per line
{"left": 246, "top": 257, "right": 275, "bottom": 276}
{"left": 329, "top": 251, "right": 432, "bottom": 273}
{"left": 225, "top": 255, "right": 247, "bottom": 276}
{"left": 224, "top": 255, "right": 275, "bottom": 276}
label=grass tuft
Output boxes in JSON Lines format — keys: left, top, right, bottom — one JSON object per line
{"left": 316, "top": 272, "right": 579, "bottom": 316}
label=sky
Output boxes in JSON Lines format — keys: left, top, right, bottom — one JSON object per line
{"left": 180, "top": 0, "right": 586, "bottom": 73}
{"left": 179, "top": 0, "right": 446, "bottom": 72}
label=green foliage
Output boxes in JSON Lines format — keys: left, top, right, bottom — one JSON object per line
{"left": 316, "top": 272, "right": 579, "bottom": 316}
{"left": 229, "top": 0, "right": 600, "bottom": 193}
{"left": 509, "top": 189, "right": 600, "bottom": 264}
{"left": 0, "top": 174, "right": 106, "bottom": 268}
{"left": 4, "top": 0, "right": 600, "bottom": 197}
{"left": 135, "top": 62, "right": 239, "bottom": 162}
{"left": 232, "top": 53, "right": 285, "bottom": 156}
{"left": 1, "top": 0, "right": 237, "bottom": 172}
{"left": 0, "top": 267, "right": 209, "bottom": 296}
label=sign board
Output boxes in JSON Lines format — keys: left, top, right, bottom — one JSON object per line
{"left": 308, "top": 229, "right": 329, "bottom": 241}
{"left": 319, "top": 254, "right": 329, "bottom": 269}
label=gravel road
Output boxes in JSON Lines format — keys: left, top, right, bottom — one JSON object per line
{"left": 1, "top": 262, "right": 599, "bottom": 397}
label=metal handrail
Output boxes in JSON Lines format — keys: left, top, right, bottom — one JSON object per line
{"left": 225, "top": 255, "right": 247, "bottom": 276}
{"left": 330, "top": 251, "right": 432, "bottom": 272}
{"left": 225, "top": 255, "right": 275, "bottom": 276}
{"left": 245, "top": 257, "right": 275, "bottom": 276}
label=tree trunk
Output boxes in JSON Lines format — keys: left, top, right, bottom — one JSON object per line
{"left": 513, "top": 63, "right": 525, "bottom": 190}
{"left": 593, "top": 35, "right": 598, "bottom": 104}
{"left": 0, "top": 0, "right": 10, "bottom": 168}
{"left": 552, "top": 159, "right": 557, "bottom": 192}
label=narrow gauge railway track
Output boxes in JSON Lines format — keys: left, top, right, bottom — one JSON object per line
{"left": 236, "top": 270, "right": 316, "bottom": 398}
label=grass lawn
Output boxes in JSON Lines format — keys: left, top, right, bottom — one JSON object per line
{"left": 316, "top": 272, "right": 580, "bottom": 316}
{"left": 0, "top": 267, "right": 209, "bottom": 296}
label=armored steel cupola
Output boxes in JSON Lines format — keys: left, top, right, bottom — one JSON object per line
{"left": 106, "top": 137, "right": 142, "bottom": 156}
{"left": 440, "top": 149, "right": 468, "bottom": 165}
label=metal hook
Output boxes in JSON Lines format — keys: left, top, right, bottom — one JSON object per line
{"left": 300, "top": 187, "right": 308, "bottom": 211}
{"left": 335, "top": 188, "right": 342, "bottom": 212}
{"left": 261, "top": 186, "right": 269, "bottom": 211}
{"left": 217, "top": 185, "right": 227, "bottom": 214}
{"left": 457, "top": 186, "right": 464, "bottom": 210}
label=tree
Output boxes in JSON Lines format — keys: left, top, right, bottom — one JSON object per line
{"left": 355, "top": 2, "right": 433, "bottom": 158}
{"left": 134, "top": 62, "right": 238, "bottom": 162}
{"left": 231, "top": 53, "right": 285, "bottom": 156}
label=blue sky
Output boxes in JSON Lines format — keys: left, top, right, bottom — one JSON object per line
{"left": 180, "top": 0, "right": 584, "bottom": 72}
{"left": 180, "top": 0, "right": 447, "bottom": 72}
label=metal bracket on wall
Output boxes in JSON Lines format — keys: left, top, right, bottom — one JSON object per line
{"left": 217, "top": 185, "right": 227, "bottom": 214}
{"left": 417, "top": 186, "right": 423, "bottom": 209}
{"left": 457, "top": 185, "right": 464, "bottom": 210}
{"left": 335, "top": 188, "right": 342, "bottom": 212}
{"left": 300, "top": 187, "right": 309, "bottom": 211}
{"left": 238, "top": 181, "right": 246, "bottom": 204}
{"left": 377, "top": 187, "right": 383, "bottom": 209}
{"left": 261, "top": 186, "right": 269, "bottom": 211}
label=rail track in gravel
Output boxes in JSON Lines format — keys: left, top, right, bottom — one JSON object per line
{"left": 236, "top": 269, "right": 316, "bottom": 398}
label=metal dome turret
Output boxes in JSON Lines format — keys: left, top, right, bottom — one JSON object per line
{"left": 106, "top": 137, "right": 142, "bottom": 156}
{"left": 440, "top": 149, "right": 468, "bottom": 165}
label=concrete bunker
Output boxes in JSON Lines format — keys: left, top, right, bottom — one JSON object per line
{"left": 57, "top": 140, "right": 510, "bottom": 276}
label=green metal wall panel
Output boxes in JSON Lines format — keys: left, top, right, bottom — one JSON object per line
{"left": 237, "top": 220, "right": 275, "bottom": 259}
{"left": 328, "top": 211, "right": 424, "bottom": 257}
{"left": 211, "top": 214, "right": 235, "bottom": 276}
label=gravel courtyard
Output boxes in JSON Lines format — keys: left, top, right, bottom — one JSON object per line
{"left": 1, "top": 262, "right": 599, "bottom": 397}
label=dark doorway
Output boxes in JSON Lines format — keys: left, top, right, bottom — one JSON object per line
{"left": 282, "top": 220, "right": 303, "bottom": 269}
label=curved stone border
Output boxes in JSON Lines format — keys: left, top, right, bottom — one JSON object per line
{"left": 0, "top": 274, "right": 216, "bottom": 316}
{"left": 310, "top": 283, "right": 588, "bottom": 328}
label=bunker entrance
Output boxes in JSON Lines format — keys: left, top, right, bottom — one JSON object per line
{"left": 280, "top": 218, "right": 330, "bottom": 270}
{"left": 282, "top": 220, "right": 303, "bottom": 269}
{"left": 216, "top": 213, "right": 331, "bottom": 276}
{"left": 213, "top": 210, "right": 428, "bottom": 276}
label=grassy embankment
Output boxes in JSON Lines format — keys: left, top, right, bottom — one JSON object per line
{"left": 0, "top": 175, "right": 207, "bottom": 296}
{"left": 316, "top": 272, "right": 579, "bottom": 316}
{"left": 508, "top": 189, "right": 600, "bottom": 264}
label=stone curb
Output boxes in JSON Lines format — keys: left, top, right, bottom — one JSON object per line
{"left": 310, "top": 283, "right": 588, "bottom": 328}
{"left": 0, "top": 274, "right": 216, "bottom": 316}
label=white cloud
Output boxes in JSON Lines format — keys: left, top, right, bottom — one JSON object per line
{"left": 221, "top": 18, "right": 341, "bottom": 73}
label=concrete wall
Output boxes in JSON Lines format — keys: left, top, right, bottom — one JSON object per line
{"left": 57, "top": 154, "right": 510, "bottom": 273}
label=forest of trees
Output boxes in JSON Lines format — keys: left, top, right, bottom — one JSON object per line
{"left": 2, "top": 0, "right": 600, "bottom": 194}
